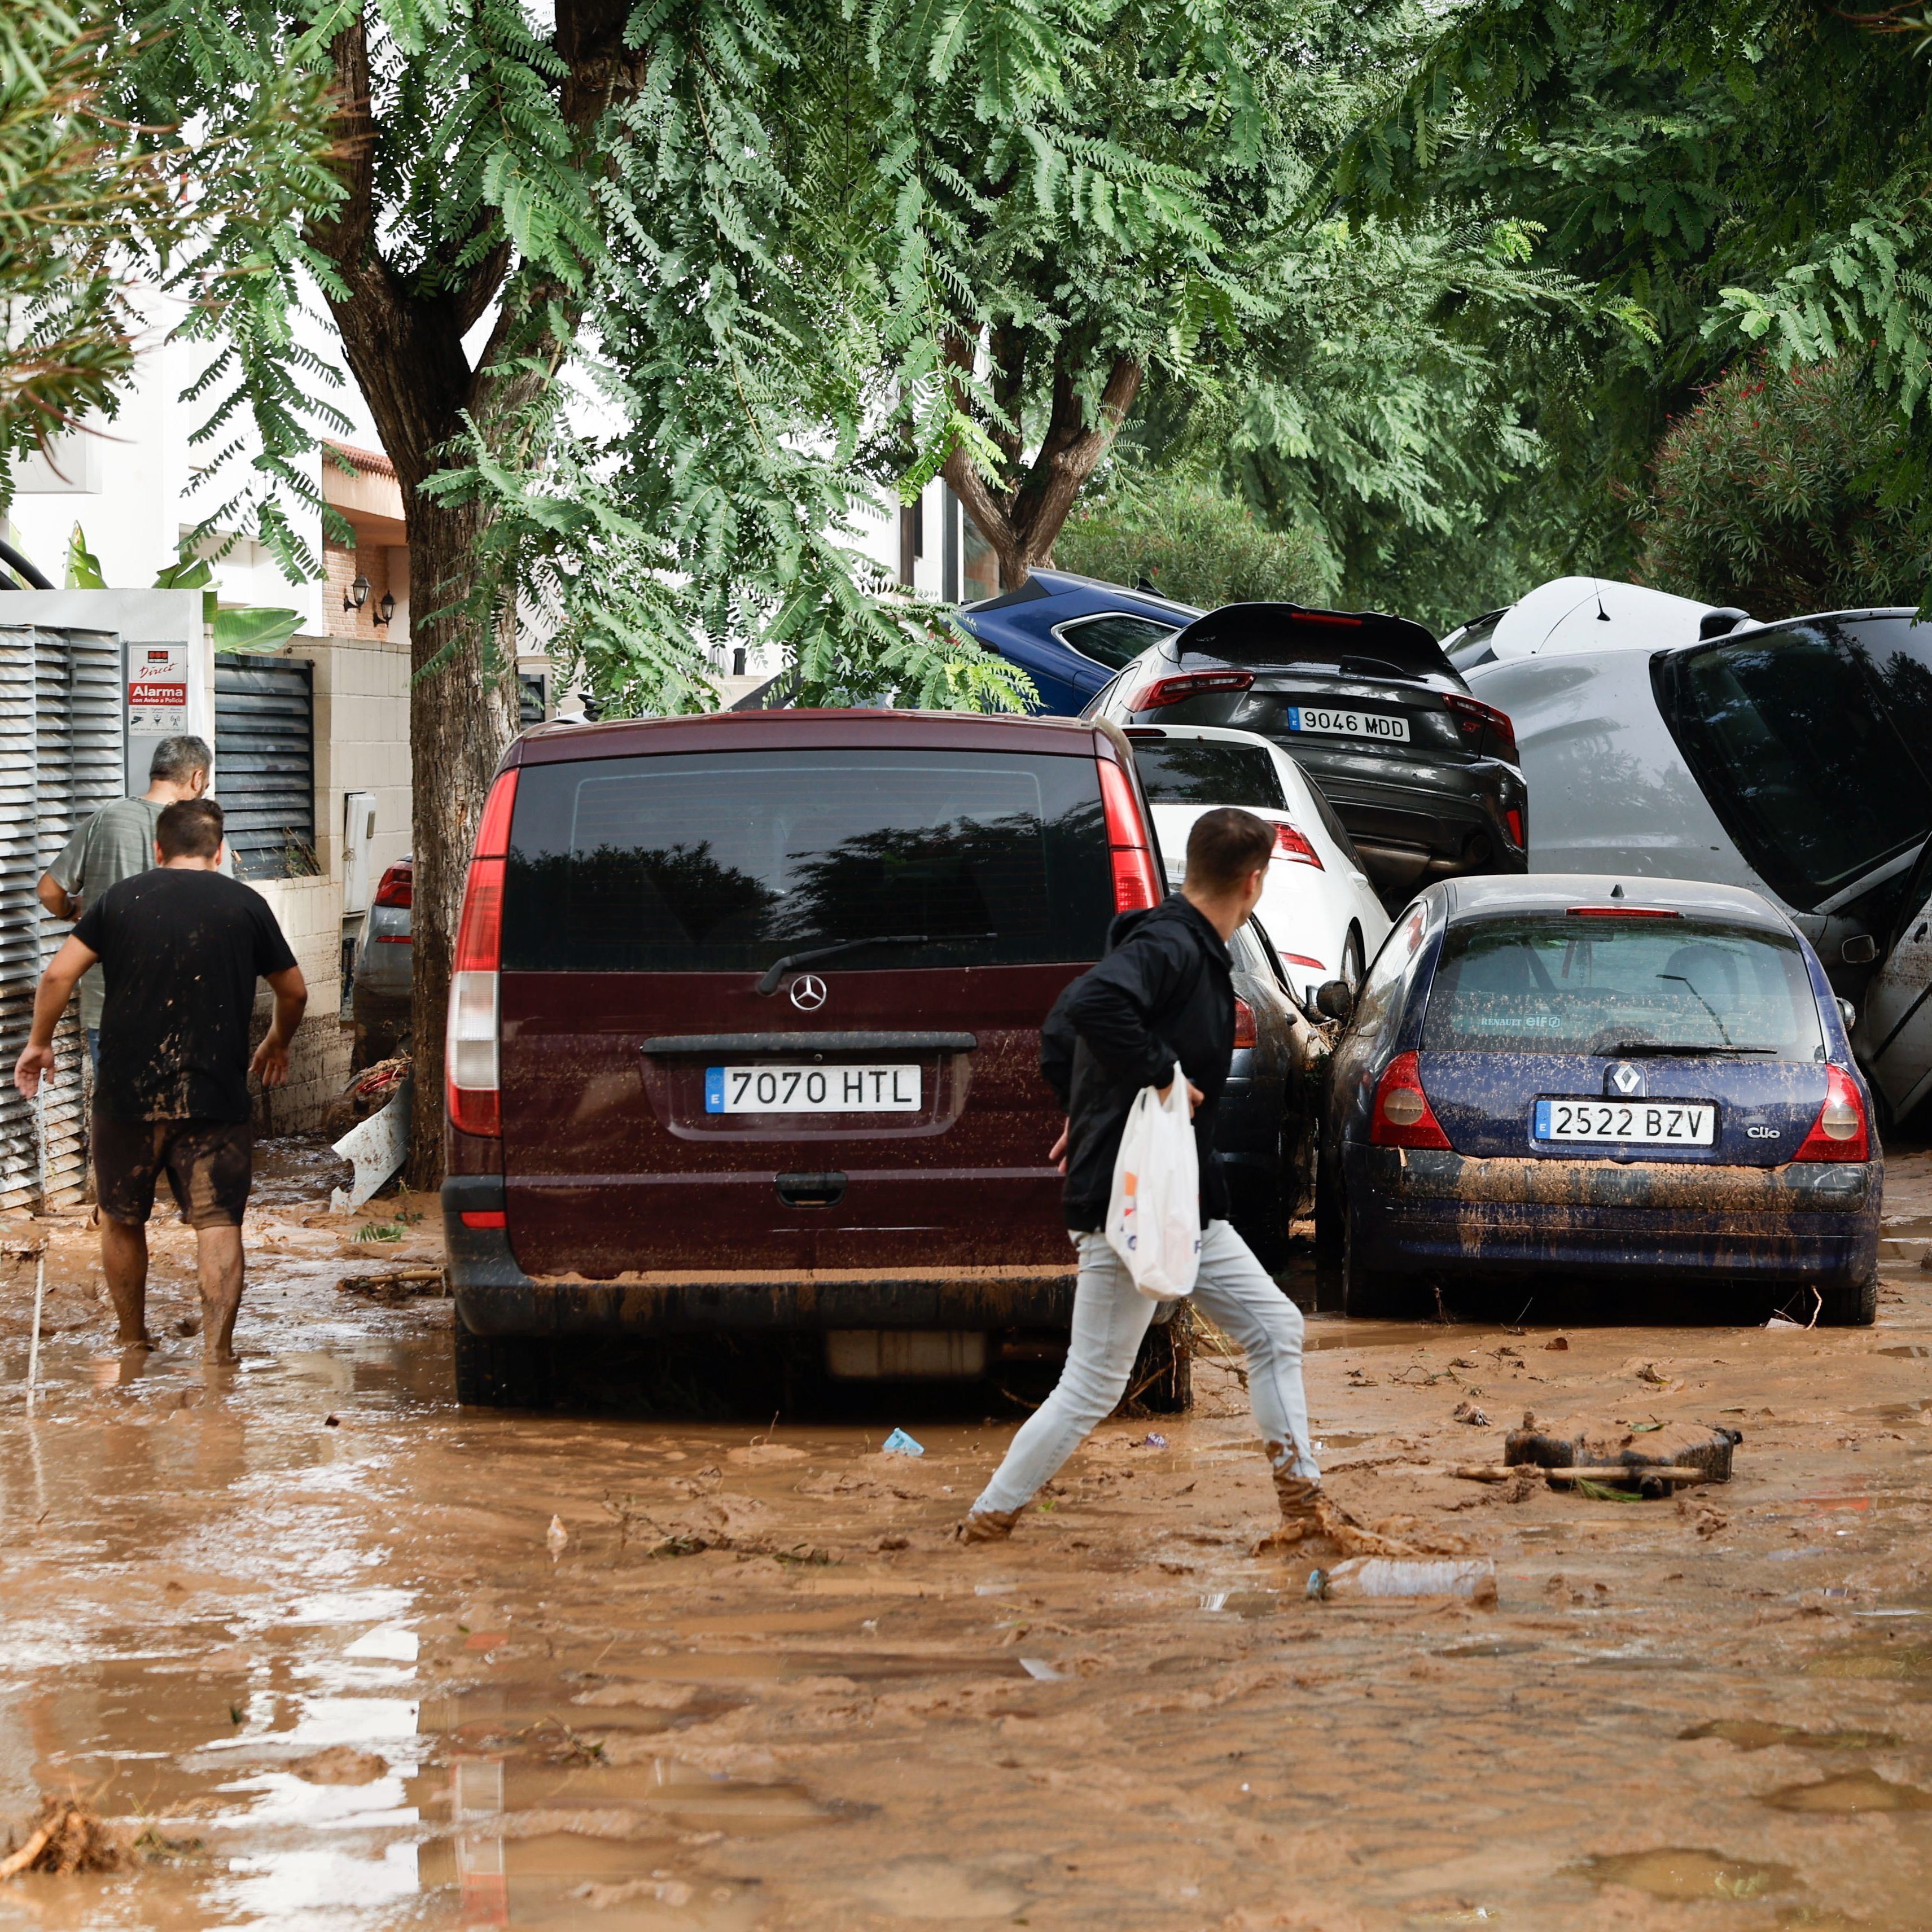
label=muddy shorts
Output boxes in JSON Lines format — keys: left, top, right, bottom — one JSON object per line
{"left": 93, "top": 1114, "right": 253, "bottom": 1230}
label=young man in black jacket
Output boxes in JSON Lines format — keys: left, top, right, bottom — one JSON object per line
{"left": 958, "top": 807, "right": 1350, "bottom": 1551}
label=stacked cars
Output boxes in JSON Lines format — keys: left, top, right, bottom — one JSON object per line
{"left": 1451, "top": 585, "right": 1932, "bottom": 1125}
{"left": 1085, "top": 602, "right": 1528, "bottom": 903}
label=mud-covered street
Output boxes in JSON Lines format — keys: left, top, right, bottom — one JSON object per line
{"left": 0, "top": 1140, "right": 1930, "bottom": 1929}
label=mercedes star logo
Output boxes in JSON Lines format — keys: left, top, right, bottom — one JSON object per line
{"left": 1610, "top": 1062, "right": 1642, "bottom": 1096}
{"left": 788, "top": 974, "right": 827, "bottom": 1012}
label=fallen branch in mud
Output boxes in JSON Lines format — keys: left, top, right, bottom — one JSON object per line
{"left": 337, "top": 1269, "right": 447, "bottom": 1299}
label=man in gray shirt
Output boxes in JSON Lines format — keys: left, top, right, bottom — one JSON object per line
{"left": 39, "top": 734, "right": 214, "bottom": 1066}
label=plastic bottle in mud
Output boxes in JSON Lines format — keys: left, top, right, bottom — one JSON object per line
{"left": 1305, "top": 1557, "right": 1497, "bottom": 1605}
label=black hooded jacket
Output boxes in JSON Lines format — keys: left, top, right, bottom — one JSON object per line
{"left": 1040, "top": 894, "right": 1235, "bottom": 1233}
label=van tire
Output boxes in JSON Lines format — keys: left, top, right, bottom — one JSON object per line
{"left": 453, "top": 1322, "right": 553, "bottom": 1408}
{"left": 1125, "top": 1304, "right": 1193, "bottom": 1413}
{"left": 1814, "top": 1273, "right": 1879, "bottom": 1328}
{"left": 1342, "top": 1211, "right": 1421, "bottom": 1320}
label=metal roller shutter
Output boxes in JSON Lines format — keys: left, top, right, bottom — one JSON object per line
{"left": 214, "top": 654, "right": 316, "bottom": 879}
{"left": 0, "top": 625, "right": 123, "bottom": 1208}
{"left": 0, "top": 628, "right": 39, "bottom": 1207}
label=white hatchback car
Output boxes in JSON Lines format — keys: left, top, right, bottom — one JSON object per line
{"left": 1127, "top": 722, "right": 1392, "bottom": 998}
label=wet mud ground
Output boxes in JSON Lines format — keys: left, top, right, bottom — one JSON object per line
{"left": 2, "top": 1142, "right": 1932, "bottom": 1928}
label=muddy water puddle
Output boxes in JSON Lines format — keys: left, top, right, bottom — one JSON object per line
{"left": 1683, "top": 1719, "right": 1902, "bottom": 1751}
{"left": 1573, "top": 1847, "right": 1796, "bottom": 1900}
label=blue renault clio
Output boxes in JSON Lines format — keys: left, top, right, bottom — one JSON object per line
{"left": 1318, "top": 875, "right": 1882, "bottom": 1324}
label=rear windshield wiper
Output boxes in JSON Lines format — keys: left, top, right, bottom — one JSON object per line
{"left": 1604, "top": 1042, "right": 1779, "bottom": 1058}
{"left": 755, "top": 932, "right": 993, "bottom": 996}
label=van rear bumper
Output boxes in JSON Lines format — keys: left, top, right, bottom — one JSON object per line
{"left": 444, "top": 1177, "right": 1078, "bottom": 1335}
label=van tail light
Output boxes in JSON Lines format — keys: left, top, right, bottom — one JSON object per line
{"left": 1505, "top": 807, "right": 1524, "bottom": 848}
{"left": 1233, "top": 997, "right": 1256, "bottom": 1049}
{"left": 1792, "top": 1064, "right": 1870, "bottom": 1163}
{"left": 1273, "top": 823, "right": 1323, "bottom": 869}
{"left": 447, "top": 768, "right": 519, "bottom": 1138}
{"left": 1128, "top": 669, "right": 1255, "bottom": 711}
{"left": 1444, "top": 692, "right": 1519, "bottom": 762}
{"left": 373, "top": 859, "right": 413, "bottom": 908}
{"left": 1369, "top": 1050, "right": 1451, "bottom": 1150}
{"left": 1098, "top": 756, "right": 1162, "bottom": 911}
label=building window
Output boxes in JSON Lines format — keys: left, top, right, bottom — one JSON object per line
{"left": 214, "top": 653, "right": 318, "bottom": 878}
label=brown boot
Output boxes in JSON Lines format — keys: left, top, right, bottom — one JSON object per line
{"left": 953, "top": 1506, "right": 1022, "bottom": 1545}
{"left": 1259, "top": 1466, "right": 1328, "bottom": 1554}
{"left": 1258, "top": 1455, "right": 1418, "bottom": 1560}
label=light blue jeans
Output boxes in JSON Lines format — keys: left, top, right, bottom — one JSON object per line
{"left": 973, "top": 1219, "right": 1320, "bottom": 1516}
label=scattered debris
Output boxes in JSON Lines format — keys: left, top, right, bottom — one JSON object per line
{"left": 1452, "top": 1402, "right": 1490, "bottom": 1427}
{"left": 1765, "top": 1313, "right": 1804, "bottom": 1330}
{"left": 338, "top": 1268, "right": 446, "bottom": 1300}
{"left": 323, "top": 1414, "right": 340, "bottom": 1428}
{"left": 1142, "top": 1432, "right": 1168, "bottom": 1449}
{"left": 1544, "top": 1336, "right": 1570, "bottom": 1351}
{"left": 880, "top": 1429, "right": 925, "bottom": 1457}
{"left": 1635, "top": 1362, "right": 1679, "bottom": 1387}
{"left": 1018, "top": 1657, "right": 1070, "bottom": 1680}
{"left": 1445, "top": 1462, "right": 1708, "bottom": 1489}
{"left": 0, "top": 1798, "right": 130, "bottom": 1878}
{"left": 328, "top": 1069, "right": 414, "bottom": 1212}
{"left": 1505, "top": 1423, "right": 1741, "bottom": 1496}
{"left": 546, "top": 1515, "right": 569, "bottom": 1559}
{"left": 1307, "top": 1557, "right": 1497, "bottom": 1605}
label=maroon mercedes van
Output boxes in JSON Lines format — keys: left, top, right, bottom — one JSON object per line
{"left": 441, "top": 708, "right": 1167, "bottom": 1406}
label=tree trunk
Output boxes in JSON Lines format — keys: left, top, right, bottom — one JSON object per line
{"left": 397, "top": 489, "right": 518, "bottom": 1188}
{"left": 940, "top": 346, "right": 1142, "bottom": 591}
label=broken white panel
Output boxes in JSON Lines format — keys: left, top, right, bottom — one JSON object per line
{"left": 329, "top": 1077, "right": 413, "bottom": 1212}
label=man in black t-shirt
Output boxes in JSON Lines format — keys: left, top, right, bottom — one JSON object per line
{"left": 12, "top": 799, "right": 307, "bottom": 1363}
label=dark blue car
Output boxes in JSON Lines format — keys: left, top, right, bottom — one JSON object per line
{"left": 957, "top": 569, "right": 1201, "bottom": 715}
{"left": 1318, "top": 875, "right": 1882, "bottom": 1324}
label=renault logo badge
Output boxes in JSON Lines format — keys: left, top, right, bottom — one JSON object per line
{"left": 788, "top": 974, "right": 827, "bottom": 1012}
{"left": 1607, "top": 1062, "right": 1643, "bottom": 1097}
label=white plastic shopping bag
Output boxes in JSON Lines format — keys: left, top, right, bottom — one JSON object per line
{"left": 1105, "top": 1061, "right": 1202, "bottom": 1300}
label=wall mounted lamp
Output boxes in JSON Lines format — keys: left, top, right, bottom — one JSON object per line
{"left": 375, "top": 591, "right": 396, "bottom": 627}
{"left": 344, "top": 573, "right": 370, "bottom": 613}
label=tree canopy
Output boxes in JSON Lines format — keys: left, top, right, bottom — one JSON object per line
{"left": 0, "top": 0, "right": 328, "bottom": 520}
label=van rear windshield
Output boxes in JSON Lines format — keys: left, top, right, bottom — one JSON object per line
{"left": 502, "top": 748, "right": 1116, "bottom": 972}
{"left": 1421, "top": 915, "right": 1823, "bottom": 1058}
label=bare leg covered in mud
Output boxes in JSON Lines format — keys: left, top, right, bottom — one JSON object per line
{"left": 100, "top": 1217, "right": 155, "bottom": 1348}
{"left": 958, "top": 1221, "right": 1413, "bottom": 1556}
{"left": 98, "top": 1214, "right": 244, "bottom": 1363}
{"left": 196, "top": 1225, "right": 244, "bottom": 1365}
